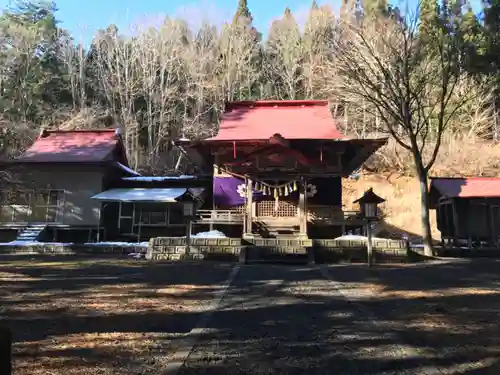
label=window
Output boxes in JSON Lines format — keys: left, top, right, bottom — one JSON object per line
{"left": 0, "top": 190, "right": 30, "bottom": 222}
{"left": 1, "top": 190, "right": 30, "bottom": 205}
{"left": 0, "top": 189, "right": 63, "bottom": 223}
{"left": 31, "top": 189, "right": 62, "bottom": 223}
{"left": 130, "top": 203, "right": 185, "bottom": 227}
{"left": 134, "top": 204, "right": 168, "bottom": 226}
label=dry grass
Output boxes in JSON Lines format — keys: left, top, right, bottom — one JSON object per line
{"left": 368, "top": 134, "right": 500, "bottom": 178}
{"left": 0, "top": 257, "right": 234, "bottom": 375}
{"left": 342, "top": 173, "right": 440, "bottom": 240}
{"left": 343, "top": 135, "right": 500, "bottom": 241}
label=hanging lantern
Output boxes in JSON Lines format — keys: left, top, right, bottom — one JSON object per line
{"left": 293, "top": 181, "right": 297, "bottom": 191}
{"left": 274, "top": 196, "right": 279, "bottom": 212}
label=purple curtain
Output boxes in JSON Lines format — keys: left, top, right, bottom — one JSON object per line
{"left": 213, "top": 176, "right": 342, "bottom": 208}
{"left": 213, "top": 177, "right": 263, "bottom": 207}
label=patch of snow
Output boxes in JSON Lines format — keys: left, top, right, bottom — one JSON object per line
{"left": 117, "top": 162, "right": 141, "bottom": 176}
{"left": 92, "top": 188, "right": 186, "bottom": 202}
{"left": 128, "top": 252, "right": 146, "bottom": 259}
{"left": 85, "top": 242, "right": 149, "bottom": 248}
{"left": 191, "top": 230, "right": 227, "bottom": 238}
{"left": 0, "top": 241, "right": 70, "bottom": 247}
{"left": 0, "top": 241, "right": 148, "bottom": 247}
{"left": 122, "top": 175, "right": 197, "bottom": 181}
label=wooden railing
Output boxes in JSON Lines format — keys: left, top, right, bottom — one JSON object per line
{"left": 196, "top": 206, "right": 363, "bottom": 224}
{"left": 307, "top": 205, "right": 361, "bottom": 222}
{"left": 197, "top": 210, "right": 244, "bottom": 223}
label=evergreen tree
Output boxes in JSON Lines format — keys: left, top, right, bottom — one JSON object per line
{"left": 265, "top": 7, "right": 303, "bottom": 99}
{"left": 419, "top": 0, "right": 439, "bottom": 41}
{"left": 0, "top": 0, "right": 69, "bottom": 122}
{"left": 483, "top": 0, "right": 500, "bottom": 74}
{"left": 362, "top": 0, "right": 389, "bottom": 17}
{"left": 227, "top": 0, "right": 262, "bottom": 99}
{"left": 233, "top": 0, "right": 253, "bottom": 25}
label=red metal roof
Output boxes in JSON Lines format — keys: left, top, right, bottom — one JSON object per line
{"left": 430, "top": 177, "right": 500, "bottom": 198}
{"left": 206, "top": 100, "right": 344, "bottom": 141}
{"left": 16, "top": 129, "right": 126, "bottom": 163}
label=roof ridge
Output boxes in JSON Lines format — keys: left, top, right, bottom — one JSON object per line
{"left": 48, "top": 128, "right": 118, "bottom": 133}
{"left": 226, "top": 100, "right": 328, "bottom": 109}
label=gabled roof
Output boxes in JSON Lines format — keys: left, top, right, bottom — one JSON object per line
{"left": 15, "top": 129, "right": 129, "bottom": 165}
{"left": 430, "top": 177, "right": 500, "bottom": 199}
{"left": 206, "top": 100, "right": 344, "bottom": 141}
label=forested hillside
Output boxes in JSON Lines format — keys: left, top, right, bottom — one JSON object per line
{"left": 0, "top": 0, "right": 498, "bottom": 176}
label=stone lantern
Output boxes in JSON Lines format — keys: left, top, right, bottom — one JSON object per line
{"left": 354, "top": 188, "right": 385, "bottom": 220}
{"left": 183, "top": 200, "right": 195, "bottom": 256}
{"left": 183, "top": 200, "right": 194, "bottom": 218}
{"left": 354, "top": 188, "right": 385, "bottom": 267}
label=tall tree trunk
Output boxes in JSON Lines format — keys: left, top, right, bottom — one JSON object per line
{"left": 415, "top": 162, "right": 433, "bottom": 256}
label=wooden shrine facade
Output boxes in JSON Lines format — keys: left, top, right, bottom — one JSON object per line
{"left": 430, "top": 177, "right": 500, "bottom": 248}
{"left": 177, "top": 100, "right": 387, "bottom": 239}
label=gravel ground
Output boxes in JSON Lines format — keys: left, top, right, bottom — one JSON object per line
{"left": 322, "top": 260, "right": 500, "bottom": 374}
{"left": 179, "top": 264, "right": 435, "bottom": 375}
{"left": 6, "top": 257, "right": 500, "bottom": 374}
{"left": 0, "top": 256, "right": 234, "bottom": 375}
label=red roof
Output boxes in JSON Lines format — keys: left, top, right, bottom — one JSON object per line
{"left": 16, "top": 129, "right": 127, "bottom": 164}
{"left": 206, "top": 100, "right": 344, "bottom": 141}
{"left": 430, "top": 177, "right": 500, "bottom": 198}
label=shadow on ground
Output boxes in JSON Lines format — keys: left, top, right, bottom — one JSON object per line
{"left": 176, "top": 260, "right": 500, "bottom": 374}
{"left": 0, "top": 255, "right": 234, "bottom": 375}
{"left": 2, "top": 256, "right": 500, "bottom": 374}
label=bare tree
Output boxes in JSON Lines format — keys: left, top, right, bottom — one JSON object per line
{"left": 302, "top": 4, "right": 337, "bottom": 99}
{"left": 94, "top": 29, "right": 142, "bottom": 169}
{"left": 60, "top": 37, "right": 87, "bottom": 111}
{"left": 217, "top": 19, "right": 261, "bottom": 102}
{"left": 182, "top": 22, "right": 222, "bottom": 138}
{"left": 134, "top": 19, "right": 191, "bottom": 171}
{"left": 326, "top": 4, "right": 487, "bottom": 255}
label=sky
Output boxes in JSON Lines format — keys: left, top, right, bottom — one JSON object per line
{"left": 0, "top": 0, "right": 340, "bottom": 44}
{"left": 0, "top": 0, "right": 484, "bottom": 45}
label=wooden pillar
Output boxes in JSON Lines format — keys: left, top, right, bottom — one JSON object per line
{"left": 452, "top": 200, "right": 459, "bottom": 247}
{"left": 487, "top": 203, "right": 494, "bottom": 246}
{"left": 298, "top": 178, "right": 308, "bottom": 238}
{"left": 185, "top": 218, "right": 192, "bottom": 256}
{"left": 0, "top": 327, "right": 11, "bottom": 375}
{"left": 244, "top": 178, "right": 253, "bottom": 235}
{"left": 465, "top": 200, "right": 472, "bottom": 250}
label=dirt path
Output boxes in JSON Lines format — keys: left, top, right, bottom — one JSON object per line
{"left": 178, "top": 264, "right": 436, "bottom": 375}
